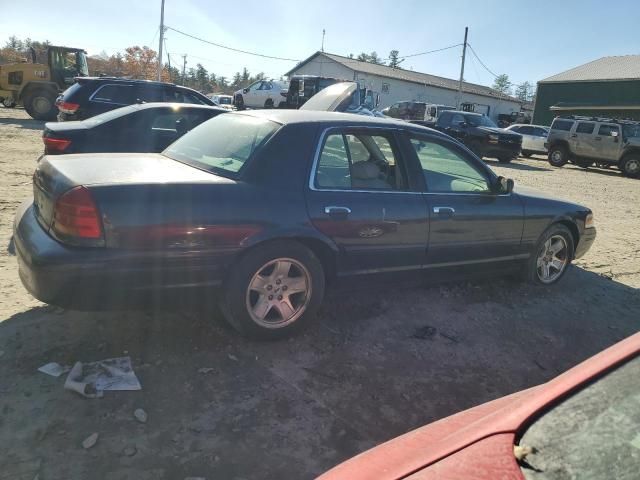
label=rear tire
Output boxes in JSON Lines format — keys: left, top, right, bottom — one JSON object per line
{"left": 619, "top": 155, "right": 640, "bottom": 178}
{"left": 521, "top": 151, "right": 532, "bottom": 158}
{"left": 264, "top": 99, "right": 274, "bottom": 109}
{"left": 498, "top": 156, "right": 513, "bottom": 163}
{"left": 548, "top": 145, "right": 569, "bottom": 167}
{"left": 525, "top": 224, "right": 574, "bottom": 286}
{"left": 220, "top": 240, "right": 325, "bottom": 339}
{"left": 23, "top": 89, "right": 58, "bottom": 120}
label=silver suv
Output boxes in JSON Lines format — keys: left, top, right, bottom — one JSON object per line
{"left": 546, "top": 116, "right": 640, "bottom": 178}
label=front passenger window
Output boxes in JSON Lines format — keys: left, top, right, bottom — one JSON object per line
{"left": 410, "top": 138, "right": 490, "bottom": 193}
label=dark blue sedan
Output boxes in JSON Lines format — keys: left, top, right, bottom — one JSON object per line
{"left": 15, "top": 110, "right": 596, "bottom": 338}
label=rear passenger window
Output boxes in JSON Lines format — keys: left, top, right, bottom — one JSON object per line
{"left": 315, "top": 132, "right": 405, "bottom": 191}
{"left": 92, "top": 84, "right": 135, "bottom": 104}
{"left": 551, "top": 119, "right": 574, "bottom": 131}
{"left": 598, "top": 124, "right": 620, "bottom": 136}
{"left": 576, "top": 122, "right": 595, "bottom": 134}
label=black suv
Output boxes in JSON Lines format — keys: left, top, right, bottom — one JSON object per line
{"left": 432, "top": 110, "right": 522, "bottom": 163}
{"left": 56, "top": 77, "right": 214, "bottom": 121}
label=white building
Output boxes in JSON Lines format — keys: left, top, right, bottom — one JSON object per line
{"left": 285, "top": 51, "right": 522, "bottom": 121}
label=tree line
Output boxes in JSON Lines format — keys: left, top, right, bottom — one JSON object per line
{"left": 2, "top": 36, "right": 535, "bottom": 101}
{"left": 1, "top": 36, "right": 268, "bottom": 95}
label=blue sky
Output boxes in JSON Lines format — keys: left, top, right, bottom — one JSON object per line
{"left": 2, "top": 0, "right": 639, "bottom": 87}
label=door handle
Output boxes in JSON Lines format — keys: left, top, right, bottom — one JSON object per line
{"left": 570, "top": 134, "right": 577, "bottom": 138}
{"left": 433, "top": 206, "right": 455, "bottom": 216}
{"left": 324, "top": 206, "right": 351, "bottom": 218}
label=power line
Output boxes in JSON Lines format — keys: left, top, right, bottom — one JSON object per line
{"left": 467, "top": 44, "right": 499, "bottom": 78}
{"left": 165, "top": 26, "right": 301, "bottom": 62}
{"left": 396, "top": 43, "right": 462, "bottom": 60}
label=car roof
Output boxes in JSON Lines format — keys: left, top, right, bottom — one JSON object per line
{"left": 445, "top": 110, "right": 483, "bottom": 116}
{"left": 509, "top": 123, "right": 548, "bottom": 128}
{"left": 128, "top": 102, "right": 227, "bottom": 112}
{"left": 236, "top": 109, "right": 450, "bottom": 138}
{"left": 81, "top": 76, "right": 178, "bottom": 86}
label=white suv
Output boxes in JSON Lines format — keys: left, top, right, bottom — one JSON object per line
{"left": 234, "top": 79, "right": 288, "bottom": 109}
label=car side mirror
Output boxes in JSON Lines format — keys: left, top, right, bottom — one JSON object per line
{"left": 496, "top": 176, "right": 514, "bottom": 194}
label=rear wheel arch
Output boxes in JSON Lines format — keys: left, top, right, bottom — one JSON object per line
{"left": 233, "top": 234, "right": 338, "bottom": 282}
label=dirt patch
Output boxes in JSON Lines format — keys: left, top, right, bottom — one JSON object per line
{"left": 0, "top": 108, "right": 638, "bottom": 479}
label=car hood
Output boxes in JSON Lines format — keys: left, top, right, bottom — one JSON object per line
{"left": 475, "top": 125, "right": 519, "bottom": 136}
{"left": 513, "top": 185, "right": 586, "bottom": 210}
{"left": 300, "top": 82, "right": 357, "bottom": 112}
{"left": 317, "top": 333, "right": 640, "bottom": 480}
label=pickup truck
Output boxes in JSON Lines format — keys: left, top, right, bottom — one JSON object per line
{"left": 429, "top": 110, "right": 522, "bottom": 163}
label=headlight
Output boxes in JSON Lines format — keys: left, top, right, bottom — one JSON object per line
{"left": 488, "top": 134, "right": 499, "bottom": 144}
{"left": 585, "top": 213, "right": 595, "bottom": 228}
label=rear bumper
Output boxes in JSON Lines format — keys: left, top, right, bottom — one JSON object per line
{"left": 574, "top": 227, "right": 596, "bottom": 259}
{"left": 14, "top": 203, "right": 232, "bottom": 308}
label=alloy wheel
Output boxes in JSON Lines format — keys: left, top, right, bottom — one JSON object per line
{"left": 536, "top": 235, "right": 569, "bottom": 284}
{"left": 245, "top": 258, "right": 312, "bottom": 328}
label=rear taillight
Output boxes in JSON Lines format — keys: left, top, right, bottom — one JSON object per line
{"left": 43, "top": 136, "right": 71, "bottom": 153}
{"left": 57, "top": 101, "right": 80, "bottom": 114}
{"left": 53, "top": 186, "right": 104, "bottom": 241}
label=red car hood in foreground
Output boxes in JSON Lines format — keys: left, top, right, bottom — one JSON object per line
{"left": 318, "top": 333, "right": 640, "bottom": 480}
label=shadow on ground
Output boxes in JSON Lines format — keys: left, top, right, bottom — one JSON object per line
{"left": 0, "top": 115, "right": 45, "bottom": 131}
{"left": 484, "top": 159, "right": 552, "bottom": 172}
{"left": 0, "top": 267, "right": 638, "bottom": 479}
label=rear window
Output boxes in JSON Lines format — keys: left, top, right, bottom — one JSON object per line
{"left": 163, "top": 114, "right": 280, "bottom": 177}
{"left": 550, "top": 119, "right": 574, "bottom": 131}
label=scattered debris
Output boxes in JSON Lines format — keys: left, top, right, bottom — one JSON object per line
{"left": 227, "top": 354, "right": 238, "bottom": 362}
{"left": 38, "top": 362, "right": 71, "bottom": 378}
{"left": 64, "top": 357, "right": 141, "bottom": 399}
{"left": 134, "top": 408, "right": 148, "bottom": 424}
{"left": 198, "top": 367, "right": 215, "bottom": 374}
{"left": 533, "top": 359, "right": 547, "bottom": 371}
{"left": 439, "top": 332, "right": 459, "bottom": 344}
{"left": 411, "top": 325, "right": 437, "bottom": 340}
{"left": 514, "top": 444, "right": 537, "bottom": 461}
{"left": 82, "top": 432, "right": 99, "bottom": 449}
{"left": 123, "top": 445, "right": 137, "bottom": 457}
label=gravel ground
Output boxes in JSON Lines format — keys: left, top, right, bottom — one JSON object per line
{"left": 0, "top": 107, "right": 638, "bottom": 479}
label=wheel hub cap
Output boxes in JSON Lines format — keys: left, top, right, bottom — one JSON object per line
{"left": 536, "top": 235, "right": 568, "bottom": 284}
{"left": 246, "top": 258, "right": 311, "bottom": 328}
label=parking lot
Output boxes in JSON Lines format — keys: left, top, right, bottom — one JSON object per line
{"left": 0, "top": 107, "right": 639, "bottom": 479}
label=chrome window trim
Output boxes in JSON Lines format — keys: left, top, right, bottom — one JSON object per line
{"left": 308, "top": 126, "right": 512, "bottom": 197}
{"left": 89, "top": 83, "right": 136, "bottom": 105}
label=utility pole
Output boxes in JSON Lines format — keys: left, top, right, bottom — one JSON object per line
{"left": 181, "top": 54, "right": 187, "bottom": 86}
{"left": 157, "top": 0, "right": 165, "bottom": 81}
{"left": 456, "top": 26, "right": 468, "bottom": 110}
{"left": 165, "top": 38, "right": 171, "bottom": 82}
{"left": 321, "top": 29, "right": 326, "bottom": 52}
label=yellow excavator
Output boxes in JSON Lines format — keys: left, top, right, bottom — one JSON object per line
{"left": 0, "top": 45, "right": 88, "bottom": 120}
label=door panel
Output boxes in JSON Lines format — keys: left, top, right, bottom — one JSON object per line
{"left": 305, "top": 129, "right": 429, "bottom": 274}
{"left": 596, "top": 124, "right": 621, "bottom": 160}
{"left": 573, "top": 122, "right": 596, "bottom": 157}
{"left": 407, "top": 135, "right": 525, "bottom": 266}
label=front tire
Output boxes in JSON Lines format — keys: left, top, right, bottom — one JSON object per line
{"left": 234, "top": 94, "right": 245, "bottom": 110}
{"left": 548, "top": 145, "right": 569, "bottom": 167}
{"left": 521, "top": 151, "right": 532, "bottom": 158}
{"left": 619, "top": 155, "right": 640, "bottom": 178}
{"left": 264, "top": 99, "right": 274, "bottom": 109}
{"left": 498, "top": 155, "right": 513, "bottom": 163}
{"left": 525, "top": 224, "right": 574, "bottom": 285}
{"left": 23, "top": 89, "right": 57, "bottom": 120}
{"left": 221, "top": 241, "right": 325, "bottom": 339}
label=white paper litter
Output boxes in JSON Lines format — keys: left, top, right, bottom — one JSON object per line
{"left": 38, "top": 362, "right": 71, "bottom": 377}
{"left": 64, "top": 356, "right": 141, "bottom": 398}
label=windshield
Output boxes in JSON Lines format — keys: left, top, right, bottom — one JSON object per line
{"left": 520, "top": 356, "right": 639, "bottom": 479}
{"left": 76, "top": 51, "right": 88, "bottom": 76}
{"left": 163, "top": 114, "right": 280, "bottom": 176}
{"left": 465, "top": 114, "right": 498, "bottom": 128}
{"left": 623, "top": 123, "right": 640, "bottom": 139}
